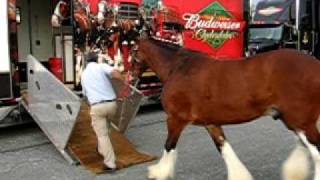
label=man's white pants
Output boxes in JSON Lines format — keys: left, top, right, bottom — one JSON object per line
{"left": 90, "top": 101, "right": 117, "bottom": 168}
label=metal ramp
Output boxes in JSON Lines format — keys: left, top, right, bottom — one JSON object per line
{"left": 23, "top": 55, "right": 144, "bottom": 165}
{"left": 25, "top": 55, "right": 81, "bottom": 164}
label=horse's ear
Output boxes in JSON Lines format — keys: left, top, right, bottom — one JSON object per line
{"left": 140, "top": 22, "right": 152, "bottom": 40}
{"left": 140, "top": 30, "right": 149, "bottom": 40}
{"left": 132, "top": 43, "right": 139, "bottom": 51}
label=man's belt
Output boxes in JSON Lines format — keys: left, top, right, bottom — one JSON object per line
{"left": 91, "top": 99, "right": 116, "bottom": 106}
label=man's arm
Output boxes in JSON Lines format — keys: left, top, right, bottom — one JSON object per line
{"left": 101, "top": 63, "right": 125, "bottom": 82}
{"left": 82, "top": 86, "right": 86, "bottom": 96}
{"left": 81, "top": 81, "right": 90, "bottom": 104}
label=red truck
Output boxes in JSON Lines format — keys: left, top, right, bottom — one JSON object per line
{"left": 137, "top": 0, "right": 248, "bottom": 104}
{"left": 151, "top": 0, "right": 247, "bottom": 59}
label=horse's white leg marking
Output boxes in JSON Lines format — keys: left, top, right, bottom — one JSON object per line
{"left": 282, "top": 143, "right": 310, "bottom": 180}
{"left": 114, "top": 49, "right": 124, "bottom": 72}
{"left": 297, "top": 131, "right": 320, "bottom": 180}
{"left": 75, "top": 52, "right": 83, "bottom": 86}
{"left": 148, "top": 149, "right": 177, "bottom": 180}
{"left": 97, "top": 1, "right": 106, "bottom": 24}
{"left": 221, "top": 141, "right": 253, "bottom": 180}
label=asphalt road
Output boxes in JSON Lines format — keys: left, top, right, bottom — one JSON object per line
{"left": 0, "top": 104, "right": 306, "bottom": 180}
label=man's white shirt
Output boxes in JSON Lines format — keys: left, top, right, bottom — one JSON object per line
{"left": 81, "top": 62, "right": 116, "bottom": 105}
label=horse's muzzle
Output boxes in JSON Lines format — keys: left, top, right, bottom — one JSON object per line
{"left": 51, "top": 15, "right": 61, "bottom": 27}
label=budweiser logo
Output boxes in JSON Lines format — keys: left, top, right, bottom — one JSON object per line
{"left": 182, "top": 1, "right": 244, "bottom": 48}
{"left": 183, "top": 13, "right": 241, "bottom": 30}
{"left": 194, "top": 29, "right": 237, "bottom": 40}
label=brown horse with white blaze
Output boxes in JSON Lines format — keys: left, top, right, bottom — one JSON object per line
{"left": 51, "top": 0, "right": 70, "bottom": 27}
{"left": 131, "top": 37, "right": 320, "bottom": 180}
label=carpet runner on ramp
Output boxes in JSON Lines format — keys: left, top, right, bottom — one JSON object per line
{"left": 67, "top": 103, "right": 157, "bottom": 174}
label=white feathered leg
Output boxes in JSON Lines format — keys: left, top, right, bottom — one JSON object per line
{"left": 114, "top": 49, "right": 124, "bottom": 72}
{"left": 297, "top": 131, "right": 320, "bottom": 180}
{"left": 75, "top": 52, "right": 83, "bottom": 86}
{"left": 148, "top": 149, "right": 177, "bottom": 180}
{"left": 221, "top": 141, "right": 253, "bottom": 180}
{"left": 282, "top": 143, "right": 310, "bottom": 180}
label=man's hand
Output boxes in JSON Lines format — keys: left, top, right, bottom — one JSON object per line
{"left": 111, "top": 70, "right": 131, "bottom": 100}
{"left": 111, "top": 69, "right": 125, "bottom": 82}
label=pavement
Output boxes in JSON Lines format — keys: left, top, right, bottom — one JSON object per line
{"left": 0, "top": 104, "right": 306, "bottom": 180}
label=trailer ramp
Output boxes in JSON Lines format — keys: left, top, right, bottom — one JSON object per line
{"left": 24, "top": 55, "right": 156, "bottom": 172}
{"left": 68, "top": 103, "right": 156, "bottom": 173}
{"left": 25, "top": 55, "right": 81, "bottom": 163}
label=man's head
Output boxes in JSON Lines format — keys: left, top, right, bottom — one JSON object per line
{"left": 86, "top": 52, "right": 98, "bottom": 63}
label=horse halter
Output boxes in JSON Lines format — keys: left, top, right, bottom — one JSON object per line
{"left": 130, "top": 45, "right": 141, "bottom": 63}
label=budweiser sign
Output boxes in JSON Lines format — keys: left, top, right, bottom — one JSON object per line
{"left": 183, "top": 13, "right": 241, "bottom": 31}
{"left": 183, "top": 1, "right": 245, "bottom": 48}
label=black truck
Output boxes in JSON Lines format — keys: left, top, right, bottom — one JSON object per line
{"left": 248, "top": 0, "right": 320, "bottom": 59}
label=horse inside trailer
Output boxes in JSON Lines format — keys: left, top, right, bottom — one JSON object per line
{"left": 131, "top": 37, "right": 320, "bottom": 180}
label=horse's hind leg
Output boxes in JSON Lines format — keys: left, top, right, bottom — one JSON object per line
{"left": 205, "top": 125, "right": 253, "bottom": 180}
{"left": 282, "top": 114, "right": 320, "bottom": 180}
{"left": 283, "top": 129, "right": 320, "bottom": 180}
{"left": 296, "top": 131, "right": 320, "bottom": 180}
{"left": 282, "top": 141, "right": 310, "bottom": 180}
{"left": 148, "top": 117, "right": 187, "bottom": 180}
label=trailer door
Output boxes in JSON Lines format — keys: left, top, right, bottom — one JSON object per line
{"left": 0, "top": 2, "right": 13, "bottom": 100}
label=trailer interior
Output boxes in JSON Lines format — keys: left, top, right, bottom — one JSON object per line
{"left": 16, "top": 0, "right": 73, "bottom": 85}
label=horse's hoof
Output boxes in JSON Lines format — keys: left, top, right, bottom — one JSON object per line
{"left": 148, "top": 164, "right": 159, "bottom": 179}
{"left": 148, "top": 164, "right": 172, "bottom": 180}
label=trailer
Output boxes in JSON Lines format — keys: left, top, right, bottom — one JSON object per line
{"left": 1, "top": 0, "right": 144, "bottom": 126}
{"left": 0, "top": 1, "right": 18, "bottom": 127}
{"left": 0, "top": 0, "right": 158, "bottom": 172}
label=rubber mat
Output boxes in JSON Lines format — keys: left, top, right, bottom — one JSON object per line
{"left": 67, "top": 103, "right": 157, "bottom": 174}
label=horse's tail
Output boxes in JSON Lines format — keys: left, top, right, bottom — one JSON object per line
{"left": 263, "top": 106, "right": 282, "bottom": 120}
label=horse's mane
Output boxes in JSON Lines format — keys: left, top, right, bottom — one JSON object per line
{"left": 148, "top": 37, "right": 211, "bottom": 59}
{"left": 148, "top": 38, "right": 182, "bottom": 51}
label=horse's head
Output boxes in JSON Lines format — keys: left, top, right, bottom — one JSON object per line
{"left": 97, "top": 0, "right": 111, "bottom": 25}
{"left": 129, "top": 42, "right": 149, "bottom": 77}
{"left": 51, "top": 0, "right": 70, "bottom": 27}
{"left": 8, "top": 0, "right": 16, "bottom": 21}
{"left": 73, "top": 0, "right": 91, "bottom": 32}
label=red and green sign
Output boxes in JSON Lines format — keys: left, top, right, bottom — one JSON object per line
{"left": 183, "top": 1, "right": 245, "bottom": 48}
{"left": 163, "top": 0, "right": 246, "bottom": 59}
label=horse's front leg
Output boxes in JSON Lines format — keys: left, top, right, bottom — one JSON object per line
{"left": 205, "top": 125, "right": 253, "bottom": 180}
{"left": 75, "top": 51, "right": 83, "bottom": 87}
{"left": 148, "top": 117, "right": 188, "bottom": 180}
